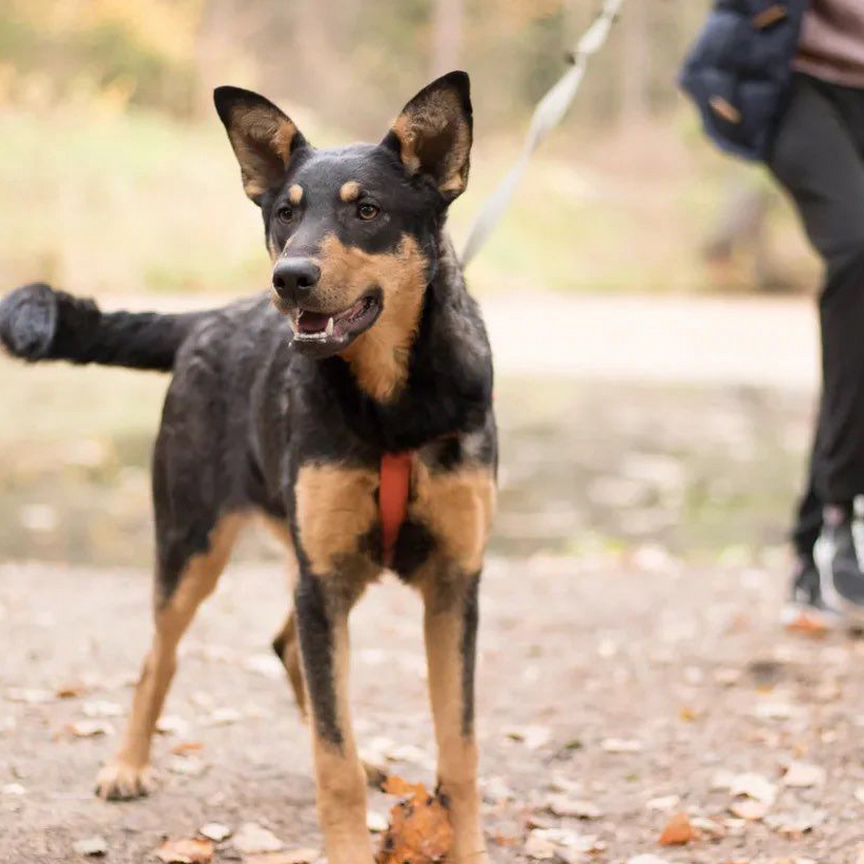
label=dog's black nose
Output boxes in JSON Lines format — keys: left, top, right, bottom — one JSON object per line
{"left": 272, "top": 258, "right": 320, "bottom": 300}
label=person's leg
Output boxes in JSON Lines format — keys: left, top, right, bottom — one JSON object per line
{"left": 770, "top": 75, "right": 864, "bottom": 615}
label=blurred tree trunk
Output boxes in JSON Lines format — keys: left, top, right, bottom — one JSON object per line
{"left": 431, "top": 0, "right": 464, "bottom": 77}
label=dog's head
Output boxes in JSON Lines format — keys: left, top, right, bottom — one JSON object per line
{"left": 214, "top": 73, "right": 472, "bottom": 364}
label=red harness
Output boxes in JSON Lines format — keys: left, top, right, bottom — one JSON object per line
{"left": 379, "top": 452, "right": 413, "bottom": 566}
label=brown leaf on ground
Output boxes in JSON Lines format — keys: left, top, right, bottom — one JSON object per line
{"left": 59, "top": 720, "right": 114, "bottom": 739}
{"left": 785, "top": 613, "right": 830, "bottom": 638}
{"left": 56, "top": 684, "right": 87, "bottom": 700}
{"left": 171, "top": 741, "right": 205, "bottom": 757}
{"left": 659, "top": 812, "right": 696, "bottom": 846}
{"left": 383, "top": 774, "right": 427, "bottom": 799}
{"left": 490, "top": 833, "right": 521, "bottom": 848}
{"left": 155, "top": 837, "right": 214, "bottom": 864}
{"left": 376, "top": 782, "right": 454, "bottom": 864}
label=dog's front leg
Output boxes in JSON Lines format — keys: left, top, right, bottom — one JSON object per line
{"left": 295, "top": 570, "right": 374, "bottom": 864}
{"left": 422, "top": 571, "right": 488, "bottom": 864}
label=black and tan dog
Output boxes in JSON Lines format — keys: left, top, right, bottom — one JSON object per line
{"left": 0, "top": 72, "right": 496, "bottom": 862}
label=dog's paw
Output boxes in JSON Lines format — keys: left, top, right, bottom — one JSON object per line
{"left": 95, "top": 761, "right": 152, "bottom": 801}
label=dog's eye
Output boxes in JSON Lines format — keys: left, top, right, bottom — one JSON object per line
{"left": 276, "top": 205, "right": 295, "bottom": 223}
{"left": 357, "top": 202, "right": 380, "bottom": 221}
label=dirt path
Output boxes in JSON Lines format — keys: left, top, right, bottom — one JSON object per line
{"left": 2, "top": 549, "right": 862, "bottom": 863}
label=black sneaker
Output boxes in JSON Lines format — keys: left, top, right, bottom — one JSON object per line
{"left": 815, "top": 497, "right": 864, "bottom": 621}
{"left": 781, "top": 553, "right": 840, "bottom": 632}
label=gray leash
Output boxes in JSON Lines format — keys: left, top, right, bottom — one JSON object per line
{"left": 461, "top": 0, "right": 625, "bottom": 267}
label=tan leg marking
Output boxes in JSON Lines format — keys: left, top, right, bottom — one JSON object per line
{"left": 310, "top": 619, "right": 375, "bottom": 864}
{"left": 422, "top": 575, "right": 488, "bottom": 863}
{"left": 295, "top": 463, "right": 379, "bottom": 579}
{"left": 412, "top": 466, "right": 494, "bottom": 862}
{"left": 412, "top": 464, "right": 496, "bottom": 573}
{"left": 95, "top": 514, "right": 247, "bottom": 800}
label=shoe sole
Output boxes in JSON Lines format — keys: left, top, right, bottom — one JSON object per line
{"left": 780, "top": 601, "right": 840, "bottom": 634}
{"left": 814, "top": 534, "right": 864, "bottom": 624}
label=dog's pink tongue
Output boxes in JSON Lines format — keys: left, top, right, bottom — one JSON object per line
{"left": 298, "top": 311, "right": 329, "bottom": 333}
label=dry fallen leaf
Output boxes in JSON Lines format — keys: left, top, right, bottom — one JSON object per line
{"left": 72, "top": 836, "right": 108, "bottom": 856}
{"left": 82, "top": 700, "right": 124, "bottom": 718}
{"left": 646, "top": 795, "right": 680, "bottom": 812}
{"left": 5, "top": 687, "right": 54, "bottom": 704}
{"left": 156, "top": 715, "right": 190, "bottom": 736}
{"left": 63, "top": 720, "right": 114, "bottom": 739}
{"left": 785, "top": 613, "right": 830, "bottom": 638}
{"left": 172, "top": 741, "right": 205, "bottom": 757}
{"left": 56, "top": 684, "right": 87, "bottom": 700}
{"left": 198, "top": 822, "right": 231, "bottom": 842}
{"left": 376, "top": 782, "right": 453, "bottom": 864}
{"left": 383, "top": 775, "right": 427, "bottom": 799}
{"left": 167, "top": 755, "right": 208, "bottom": 777}
{"left": 729, "top": 799, "right": 770, "bottom": 821}
{"left": 523, "top": 830, "right": 556, "bottom": 860}
{"left": 689, "top": 816, "right": 724, "bottom": 838}
{"left": 782, "top": 761, "right": 826, "bottom": 789}
{"left": 764, "top": 807, "right": 826, "bottom": 836}
{"left": 659, "top": 812, "right": 696, "bottom": 846}
{"left": 729, "top": 773, "right": 777, "bottom": 805}
{"left": 155, "top": 837, "right": 214, "bottom": 864}
{"left": 367, "top": 811, "right": 389, "bottom": 833}
{"left": 546, "top": 794, "right": 602, "bottom": 819}
{"left": 231, "top": 822, "right": 284, "bottom": 855}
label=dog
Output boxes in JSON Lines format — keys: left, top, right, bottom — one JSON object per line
{"left": 0, "top": 71, "right": 497, "bottom": 863}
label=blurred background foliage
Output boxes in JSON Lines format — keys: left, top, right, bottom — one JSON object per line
{"left": 0, "top": 1, "right": 821, "bottom": 567}
{"left": 0, "top": 0, "right": 819, "bottom": 298}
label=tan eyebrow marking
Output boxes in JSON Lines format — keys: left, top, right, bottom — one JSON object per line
{"left": 339, "top": 181, "right": 361, "bottom": 203}
{"left": 288, "top": 184, "right": 304, "bottom": 205}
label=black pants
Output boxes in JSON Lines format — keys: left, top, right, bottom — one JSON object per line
{"left": 769, "top": 73, "right": 864, "bottom": 557}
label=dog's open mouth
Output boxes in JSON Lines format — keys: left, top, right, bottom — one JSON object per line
{"left": 289, "top": 290, "right": 382, "bottom": 356}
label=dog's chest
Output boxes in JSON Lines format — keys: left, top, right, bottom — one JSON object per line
{"left": 293, "top": 440, "right": 495, "bottom": 579}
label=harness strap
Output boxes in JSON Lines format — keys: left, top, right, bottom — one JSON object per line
{"left": 380, "top": 452, "right": 414, "bottom": 567}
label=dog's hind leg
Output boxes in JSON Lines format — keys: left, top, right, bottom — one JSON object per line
{"left": 260, "top": 517, "right": 307, "bottom": 718}
{"left": 95, "top": 513, "right": 245, "bottom": 800}
{"left": 271, "top": 610, "right": 306, "bottom": 718}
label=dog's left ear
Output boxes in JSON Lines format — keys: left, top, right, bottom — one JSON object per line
{"left": 382, "top": 71, "right": 473, "bottom": 203}
{"left": 213, "top": 86, "right": 309, "bottom": 205}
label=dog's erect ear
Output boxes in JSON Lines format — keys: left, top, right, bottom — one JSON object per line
{"left": 382, "top": 71, "right": 473, "bottom": 202}
{"left": 213, "top": 86, "right": 308, "bottom": 205}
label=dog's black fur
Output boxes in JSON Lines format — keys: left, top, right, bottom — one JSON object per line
{"left": 0, "top": 71, "right": 496, "bottom": 863}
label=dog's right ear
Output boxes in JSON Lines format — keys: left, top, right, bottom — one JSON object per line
{"left": 213, "top": 86, "right": 309, "bottom": 205}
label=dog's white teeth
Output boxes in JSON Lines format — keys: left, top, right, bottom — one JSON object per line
{"left": 325, "top": 317, "right": 334, "bottom": 337}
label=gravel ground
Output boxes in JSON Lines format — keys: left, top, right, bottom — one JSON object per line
{"left": 2, "top": 548, "right": 863, "bottom": 864}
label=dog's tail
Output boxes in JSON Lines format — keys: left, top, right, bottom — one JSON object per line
{"left": 0, "top": 283, "right": 215, "bottom": 372}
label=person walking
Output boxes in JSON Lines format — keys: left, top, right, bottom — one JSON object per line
{"left": 682, "top": 0, "right": 864, "bottom": 627}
